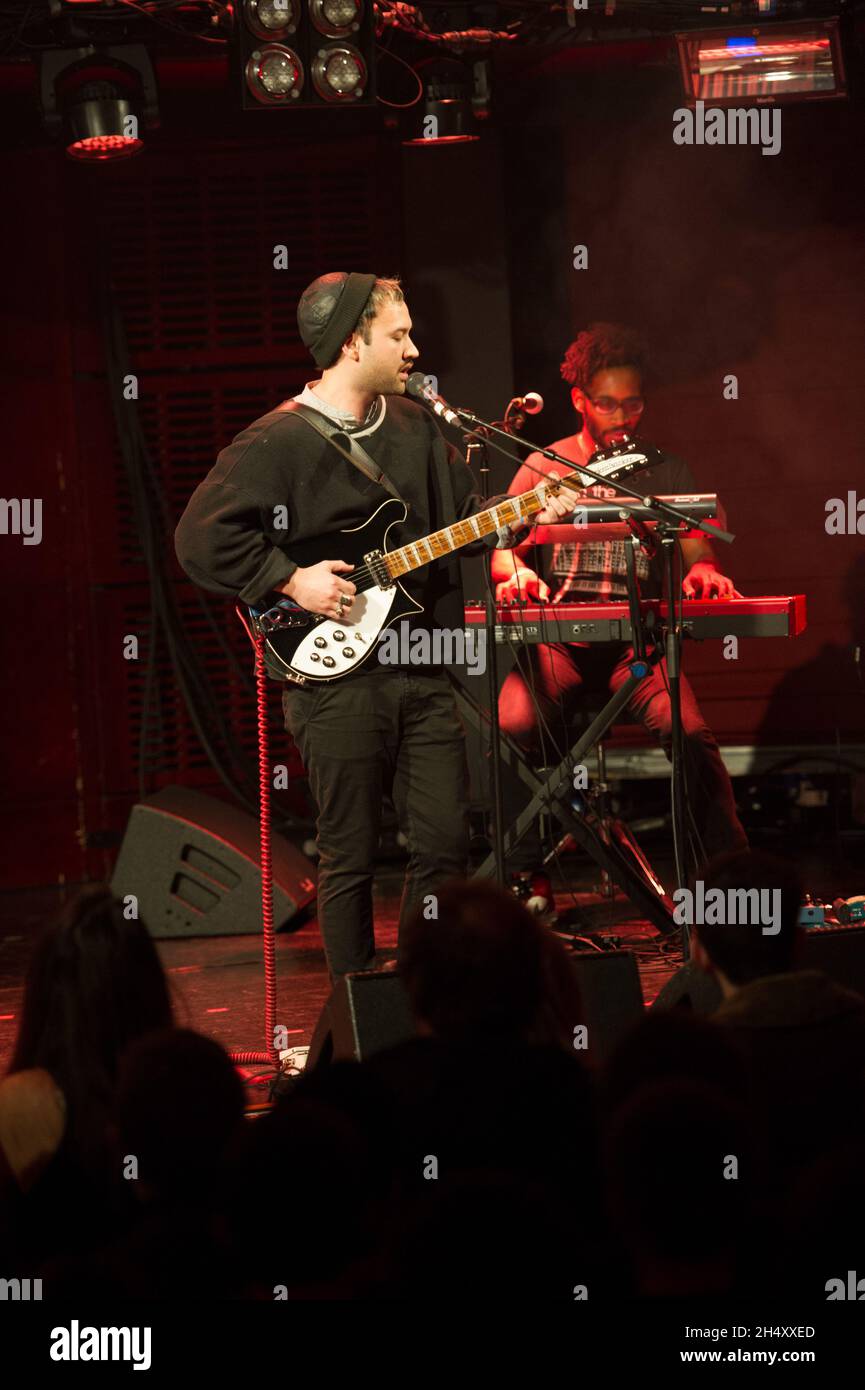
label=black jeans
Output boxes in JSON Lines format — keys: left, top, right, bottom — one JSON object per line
{"left": 499, "top": 642, "right": 748, "bottom": 873}
{"left": 283, "top": 667, "right": 470, "bottom": 980}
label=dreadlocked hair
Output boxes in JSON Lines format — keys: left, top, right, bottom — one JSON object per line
{"left": 560, "top": 322, "right": 647, "bottom": 389}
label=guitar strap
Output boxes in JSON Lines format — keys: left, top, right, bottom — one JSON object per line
{"left": 277, "top": 399, "right": 407, "bottom": 504}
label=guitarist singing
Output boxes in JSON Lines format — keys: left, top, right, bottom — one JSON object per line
{"left": 490, "top": 322, "right": 749, "bottom": 897}
{"left": 175, "top": 272, "right": 576, "bottom": 980}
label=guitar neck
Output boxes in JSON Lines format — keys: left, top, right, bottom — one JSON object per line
{"left": 383, "top": 484, "right": 557, "bottom": 580}
{"left": 382, "top": 446, "right": 655, "bottom": 581}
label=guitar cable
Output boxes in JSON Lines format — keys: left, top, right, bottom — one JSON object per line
{"left": 228, "top": 629, "right": 281, "bottom": 1071}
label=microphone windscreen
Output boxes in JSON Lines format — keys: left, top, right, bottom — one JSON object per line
{"left": 406, "top": 372, "right": 428, "bottom": 399}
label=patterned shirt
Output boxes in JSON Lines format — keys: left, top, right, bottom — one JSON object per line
{"left": 506, "top": 430, "right": 699, "bottom": 602}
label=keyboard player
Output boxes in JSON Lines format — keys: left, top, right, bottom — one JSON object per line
{"left": 490, "top": 322, "right": 748, "bottom": 887}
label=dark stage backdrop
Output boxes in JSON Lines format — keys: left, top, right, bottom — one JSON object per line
{"left": 497, "top": 57, "right": 865, "bottom": 754}
{"left": 0, "top": 129, "right": 402, "bottom": 888}
{"left": 3, "top": 50, "right": 865, "bottom": 890}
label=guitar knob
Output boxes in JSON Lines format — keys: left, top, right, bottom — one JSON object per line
{"left": 342, "top": 648, "right": 355, "bottom": 658}
{"left": 333, "top": 629, "right": 345, "bottom": 641}
{"left": 322, "top": 656, "right": 336, "bottom": 668}
{"left": 314, "top": 636, "right": 327, "bottom": 649}
{"left": 309, "top": 653, "right": 321, "bottom": 662}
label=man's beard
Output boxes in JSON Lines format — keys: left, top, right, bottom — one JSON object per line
{"left": 592, "top": 420, "right": 637, "bottom": 447}
{"left": 373, "top": 368, "right": 408, "bottom": 397}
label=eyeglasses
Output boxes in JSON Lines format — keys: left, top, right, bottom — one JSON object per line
{"left": 587, "top": 396, "right": 645, "bottom": 416}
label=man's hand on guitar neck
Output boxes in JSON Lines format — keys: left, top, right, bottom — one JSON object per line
{"left": 278, "top": 560, "right": 356, "bottom": 620}
{"left": 533, "top": 470, "right": 580, "bottom": 526}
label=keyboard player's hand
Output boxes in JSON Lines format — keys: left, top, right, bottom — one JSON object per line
{"left": 495, "top": 567, "right": 550, "bottom": 604}
{"left": 682, "top": 562, "right": 742, "bottom": 600}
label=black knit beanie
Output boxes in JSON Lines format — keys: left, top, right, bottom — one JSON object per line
{"left": 296, "top": 271, "right": 377, "bottom": 368}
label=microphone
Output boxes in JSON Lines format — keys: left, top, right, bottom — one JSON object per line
{"left": 406, "top": 372, "right": 462, "bottom": 427}
{"left": 510, "top": 391, "right": 544, "bottom": 416}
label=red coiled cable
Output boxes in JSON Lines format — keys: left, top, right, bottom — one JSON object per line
{"left": 230, "top": 630, "right": 280, "bottom": 1069}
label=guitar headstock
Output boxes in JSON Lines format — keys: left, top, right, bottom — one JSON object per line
{"left": 582, "top": 440, "right": 665, "bottom": 481}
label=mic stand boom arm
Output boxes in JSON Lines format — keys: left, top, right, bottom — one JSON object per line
{"left": 454, "top": 406, "right": 736, "bottom": 546}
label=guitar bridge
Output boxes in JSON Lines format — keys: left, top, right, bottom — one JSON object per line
{"left": 256, "top": 600, "right": 311, "bottom": 633}
{"left": 364, "top": 548, "right": 394, "bottom": 589}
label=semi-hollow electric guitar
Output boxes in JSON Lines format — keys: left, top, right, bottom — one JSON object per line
{"left": 239, "top": 443, "right": 662, "bottom": 685}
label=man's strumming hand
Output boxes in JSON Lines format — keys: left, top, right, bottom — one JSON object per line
{"left": 279, "top": 560, "right": 356, "bottom": 620}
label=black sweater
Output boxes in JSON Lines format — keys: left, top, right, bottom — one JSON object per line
{"left": 174, "top": 395, "right": 502, "bottom": 642}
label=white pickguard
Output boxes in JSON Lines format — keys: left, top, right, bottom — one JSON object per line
{"left": 285, "top": 584, "right": 400, "bottom": 679}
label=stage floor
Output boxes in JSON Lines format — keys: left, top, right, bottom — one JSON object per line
{"left": 0, "top": 862, "right": 686, "bottom": 1101}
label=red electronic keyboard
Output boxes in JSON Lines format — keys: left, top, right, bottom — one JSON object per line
{"left": 464, "top": 595, "right": 807, "bottom": 644}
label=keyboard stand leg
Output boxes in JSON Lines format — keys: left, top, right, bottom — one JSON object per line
{"left": 449, "top": 663, "right": 677, "bottom": 937}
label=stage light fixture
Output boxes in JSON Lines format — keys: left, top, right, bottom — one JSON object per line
{"left": 40, "top": 46, "right": 158, "bottom": 161}
{"left": 311, "top": 44, "right": 367, "bottom": 102}
{"left": 676, "top": 18, "right": 846, "bottom": 106}
{"left": 310, "top": 0, "right": 362, "bottom": 39}
{"left": 236, "top": 0, "right": 375, "bottom": 109}
{"left": 402, "top": 60, "right": 485, "bottom": 146}
{"left": 244, "top": 0, "right": 302, "bottom": 41}
{"left": 245, "top": 44, "right": 306, "bottom": 103}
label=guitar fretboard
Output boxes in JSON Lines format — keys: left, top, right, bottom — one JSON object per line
{"left": 381, "top": 446, "right": 654, "bottom": 581}
{"left": 383, "top": 483, "right": 561, "bottom": 580}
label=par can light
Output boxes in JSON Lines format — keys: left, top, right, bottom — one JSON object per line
{"left": 245, "top": 44, "right": 305, "bottom": 103}
{"left": 311, "top": 44, "right": 367, "bottom": 102}
{"left": 244, "top": 0, "right": 301, "bottom": 42}
{"left": 309, "top": 0, "right": 363, "bottom": 40}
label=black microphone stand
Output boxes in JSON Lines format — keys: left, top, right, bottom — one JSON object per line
{"left": 444, "top": 401, "right": 735, "bottom": 916}
{"left": 460, "top": 399, "right": 534, "bottom": 887}
{"left": 658, "top": 525, "right": 688, "bottom": 911}
{"left": 463, "top": 428, "right": 506, "bottom": 887}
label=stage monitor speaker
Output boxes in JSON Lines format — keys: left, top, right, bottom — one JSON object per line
{"left": 110, "top": 785, "right": 317, "bottom": 939}
{"left": 308, "top": 952, "right": 645, "bottom": 1070}
{"left": 568, "top": 949, "right": 645, "bottom": 1065}
{"left": 308, "top": 971, "right": 417, "bottom": 1069}
{"left": 652, "top": 925, "right": 865, "bottom": 1013}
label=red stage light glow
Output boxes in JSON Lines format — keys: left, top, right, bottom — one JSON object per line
{"left": 67, "top": 133, "right": 144, "bottom": 162}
